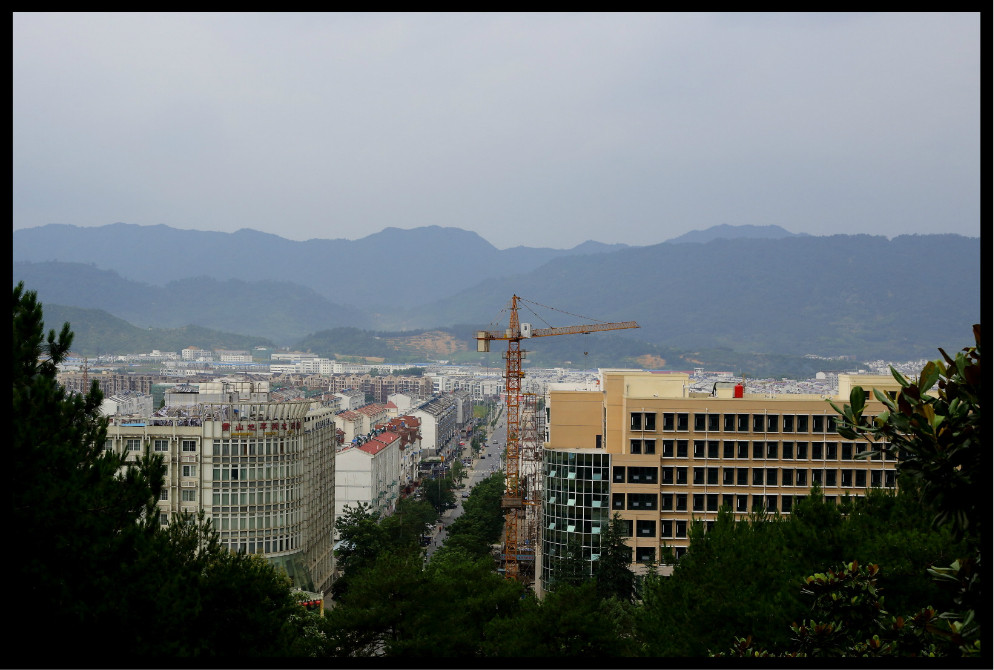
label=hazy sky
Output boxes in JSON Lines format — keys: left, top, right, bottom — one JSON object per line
{"left": 13, "top": 12, "right": 980, "bottom": 249}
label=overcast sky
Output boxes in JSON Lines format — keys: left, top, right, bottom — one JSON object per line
{"left": 13, "top": 12, "right": 980, "bottom": 249}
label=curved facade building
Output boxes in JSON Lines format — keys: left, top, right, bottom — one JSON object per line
{"left": 106, "top": 400, "right": 337, "bottom": 594}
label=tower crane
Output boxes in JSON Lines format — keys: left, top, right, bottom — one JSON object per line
{"left": 476, "top": 295, "right": 638, "bottom": 582}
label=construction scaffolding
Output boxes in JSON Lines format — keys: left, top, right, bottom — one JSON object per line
{"left": 514, "top": 392, "right": 544, "bottom": 585}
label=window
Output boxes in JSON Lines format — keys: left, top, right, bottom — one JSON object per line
{"left": 660, "top": 494, "right": 673, "bottom": 510}
{"left": 723, "top": 441, "right": 735, "bottom": 459}
{"left": 827, "top": 416, "right": 837, "bottom": 433}
{"left": 630, "top": 413, "right": 643, "bottom": 431}
{"left": 753, "top": 441, "right": 765, "bottom": 459}
{"left": 662, "top": 413, "right": 675, "bottom": 431}
{"left": 628, "top": 467, "right": 657, "bottom": 484}
{"left": 182, "top": 440, "right": 197, "bottom": 452}
{"left": 796, "top": 469, "right": 808, "bottom": 487}
{"left": 660, "top": 520, "right": 673, "bottom": 537}
{"left": 676, "top": 413, "right": 689, "bottom": 431}
{"left": 707, "top": 467, "right": 719, "bottom": 485}
{"left": 752, "top": 495, "right": 765, "bottom": 512}
{"left": 796, "top": 415, "right": 809, "bottom": 432}
{"left": 643, "top": 439, "right": 656, "bottom": 455}
{"left": 870, "top": 471, "right": 882, "bottom": 488}
{"left": 782, "top": 415, "right": 795, "bottom": 432}
{"left": 812, "top": 415, "right": 825, "bottom": 433}
{"left": 737, "top": 441, "right": 749, "bottom": 459}
{"left": 613, "top": 466, "right": 625, "bottom": 483}
{"left": 708, "top": 414, "right": 720, "bottom": 431}
{"left": 737, "top": 414, "right": 749, "bottom": 432}
{"left": 841, "top": 469, "right": 853, "bottom": 487}
{"left": 766, "top": 442, "right": 778, "bottom": 459}
{"left": 636, "top": 520, "right": 656, "bottom": 537}
{"left": 753, "top": 414, "right": 765, "bottom": 433}
{"left": 723, "top": 467, "right": 735, "bottom": 485}
{"left": 182, "top": 464, "right": 197, "bottom": 477}
{"left": 825, "top": 469, "right": 837, "bottom": 487}
{"left": 676, "top": 467, "right": 687, "bottom": 485}
{"left": 643, "top": 413, "right": 656, "bottom": 431}
{"left": 159, "top": 489, "right": 168, "bottom": 501}
{"left": 766, "top": 495, "right": 778, "bottom": 512}
{"left": 676, "top": 494, "right": 687, "bottom": 511}
{"left": 126, "top": 439, "right": 141, "bottom": 451}
{"left": 160, "top": 513, "right": 169, "bottom": 526}
{"left": 104, "top": 439, "right": 114, "bottom": 452}
{"left": 736, "top": 495, "right": 748, "bottom": 512}
{"left": 842, "top": 443, "right": 853, "bottom": 460}
{"left": 693, "top": 494, "right": 704, "bottom": 511}
{"left": 628, "top": 493, "right": 657, "bottom": 510}
{"left": 796, "top": 442, "right": 808, "bottom": 460}
{"left": 782, "top": 468, "right": 794, "bottom": 486}
{"left": 612, "top": 494, "right": 625, "bottom": 509}
{"left": 154, "top": 439, "right": 169, "bottom": 452}
{"left": 694, "top": 413, "right": 707, "bottom": 431}
{"left": 782, "top": 441, "right": 794, "bottom": 460}
{"left": 630, "top": 439, "right": 642, "bottom": 455}
{"left": 661, "top": 467, "right": 674, "bottom": 484}
{"left": 782, "top": 495, "right": 793, "bottom": 513}
{"left": 884, "top": 471, "right": 896, "bottom": 488}
{"left": 752, "top": 469, "right": 764, "bottom": 486}
{"left": 767, "top": 414, "right": 779, "bottom": 433}
{"left": 693, "top": 441, "right": 706, "bottom": 459}
{"left": 693, "top": 467, "right": 705, "bottom": 485}
{"left": 766, "top": 468, "right": 777, "bottom": 486}
{"left": 676, "top": 441, "right": 688, "bottom": 458}
{"left": 723, "top": 414, "right": 736, "bottom": 431}
{"left": 737, "top": 468, "right": 748, "bottom": 486}
{"left": 675, "top": 521, "right": 687, "bottom": 539}
{"left": 708, "top": 441, "right": 719, "bottom": 459}
{"left": 722, "top": 493, "right": 733, "bottom": 509}
{"left": 662, "top": 440, "right": 674, "bottom": 458}
{"left": 181, "top": 490, "right": 196, "bottom": 502}
{"left": 812, "top": 469, "right": 823, "bottom": 485}
{"left": 707, "top": 493, "right": 719, "bottom": 512}
{"left": 812, "top": 442, "right": 824, "bottom": 460}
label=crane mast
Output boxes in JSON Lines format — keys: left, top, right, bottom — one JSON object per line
{"left": 476, "top": 295, "right": 638, "bottom": 582}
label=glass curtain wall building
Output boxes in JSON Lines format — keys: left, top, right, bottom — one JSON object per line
{"left": 541, "top": 448, "right": 611, "bottom": 590}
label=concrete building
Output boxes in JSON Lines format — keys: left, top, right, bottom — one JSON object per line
{"left": 104, "top": 399, "right": 338, "bottom": 595}
{"left": 335, "top": 434, "right": 402, "bottom": 522}
{"left": 539, "top": 369, "right": 903, "bottom": 592}
{"left": 100, "top": 390, "right": 154, "bottom": 417}
{"left": 411, "top": 395, "right": 458, "bottom": 462}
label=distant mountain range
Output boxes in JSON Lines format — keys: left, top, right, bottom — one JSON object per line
{"left": 13, "top": 223, "right": 980, "bottom": 367}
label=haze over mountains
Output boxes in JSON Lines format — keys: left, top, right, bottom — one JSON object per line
{"left": 13, "top": 223, "right": 980, "bottom": 364}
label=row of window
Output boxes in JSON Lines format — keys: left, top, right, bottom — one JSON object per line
{"left": 613, "top": 473, "right": 893, "bottom": 511}
{"left": 108, "top": 438, "right": 299, "bottom": 456}
{"left": 616, "top": 465, "right": 895, "bottom": 488}
{"left": 158, "top": 489, "right": 198, "bottom": 502}
{"left": 629, "top": 439, "right": 893, "bottom": 461}
{"left": 112, "top": 438, "right": 198, "bottom": 452}
{"left": 630, "top": 412, "right": 879, "bottom": 434}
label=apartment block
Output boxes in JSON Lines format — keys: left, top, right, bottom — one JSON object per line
{"left": 540, "top": 370, "right": 902, "bottom": 589}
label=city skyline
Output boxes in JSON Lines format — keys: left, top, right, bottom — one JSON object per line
{"left": 13, "top": 12, "right": 980, "bottom": 250}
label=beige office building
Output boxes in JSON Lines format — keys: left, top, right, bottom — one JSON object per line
{"left": 540, "top": 370, "right": 901, "bottom": 588}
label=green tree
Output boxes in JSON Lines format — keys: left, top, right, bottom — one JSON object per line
{"left": 423, "top": 475, "right": 456, "bottom": 515}
{"left": 593, "top": 512, "right": 635, "bottom": 602}
{"left": 332, "top": 502, "right": 387, "bottom": 599}
{"left": 827, "top": 325, "right": 981, "bottom": 656}
{"left": 13, "top": 283, "right": 309, "bottom": 657}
